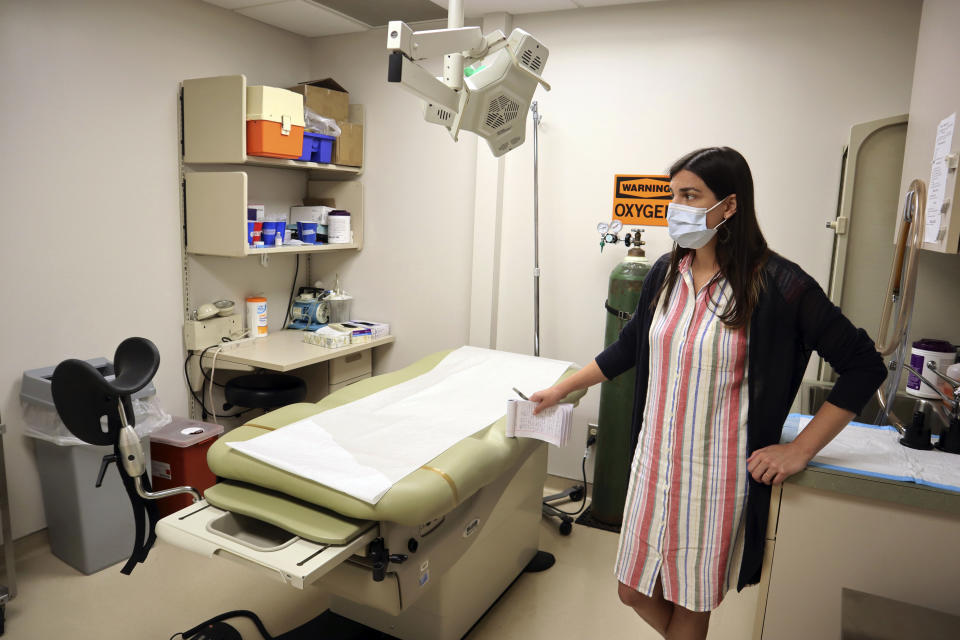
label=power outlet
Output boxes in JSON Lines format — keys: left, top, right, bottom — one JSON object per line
{"left": 184, "top": 316, "right": 243, "bottom": 351}
{"left": 586, "top": 423, "right": 599, "bottom": 447}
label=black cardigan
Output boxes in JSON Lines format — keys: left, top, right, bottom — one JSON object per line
{"left": 595, "top": 252, "right": 887, "bottom": 590}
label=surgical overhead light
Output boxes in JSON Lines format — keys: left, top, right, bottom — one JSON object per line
{"left": 386, "top": 18, "right": 550, "bottom": 157}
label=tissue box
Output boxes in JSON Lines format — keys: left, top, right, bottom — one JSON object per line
{"left": 304, "top": 325, "right": 350, "bottom": 349}
{"left": 349, "top": 320, "right": 389, "bottom": 340}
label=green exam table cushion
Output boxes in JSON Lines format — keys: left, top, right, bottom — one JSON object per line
{"left": 205, "top": 350, "right": 584, "bottom": 536}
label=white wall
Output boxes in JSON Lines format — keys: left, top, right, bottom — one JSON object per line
{"left": 307, "top": 27, "right": 479, "bottom": 374}
{"left": 0, "top": 0, "right": 311, "bottom": 538}
{"left": 485, "top": 0, "right": 922, "bottom": 477}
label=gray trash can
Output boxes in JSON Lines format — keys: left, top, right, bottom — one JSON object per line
{"left": 20, "top": 359, "right": 169, "bottom": 574}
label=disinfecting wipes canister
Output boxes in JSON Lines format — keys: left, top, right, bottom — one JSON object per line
{"left": 907, "top": 339, "right": 955, "bottom": 398}
{"left": 328, "top": 210, "right": 351, "bottom": 244}
{"left": 245, "top": 296, "right": 268, "bottom": 337}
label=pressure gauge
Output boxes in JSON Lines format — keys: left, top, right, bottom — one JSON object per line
{"left": 597, "top": 222, "right": 609, "bottom": 234}
{"left": 604, "top": 233, "right": 619, "bottom": 244}
{"left": 609, "top": 220, "right": 623, "bottom": 234}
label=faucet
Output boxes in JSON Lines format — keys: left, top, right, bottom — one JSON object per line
{"left": 901, "top": 362, "right": 960, "bottom": 454}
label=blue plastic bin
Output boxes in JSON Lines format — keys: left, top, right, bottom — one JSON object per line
{"left": 297, "top": 132, "right": 335, "bottom": 163}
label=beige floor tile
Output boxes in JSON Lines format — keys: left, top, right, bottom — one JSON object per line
{"left": 468, "top": 521, "right": 660, "bottom": 640}
{"left": 4, "top": 488, "right": 757, "bottom": 640}
{"left": 5, "top": 536, "right": 330, "bottom": 640}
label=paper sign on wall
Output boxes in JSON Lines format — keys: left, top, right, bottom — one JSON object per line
{"left": 612, "top": 175, "right": 672, "bottom": 227}
{"left": 924, "top": 112, "right": 956, "bottom": 244}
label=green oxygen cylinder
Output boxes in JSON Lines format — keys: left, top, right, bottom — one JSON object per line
{"left": 591, "top": 241, "right": 651, "bottom": 525}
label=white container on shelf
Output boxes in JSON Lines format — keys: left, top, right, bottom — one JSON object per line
{"left": 907, "top": 339, "right": 955, "bottom": 398}
{"left": 328, "top": 210, "right": 351, "bottom": 244}
{"left": 290, "top": 205, "right": 332, "bottom": 225}
{"left": 245, "top": 296, "right": 268, "bottom": 337}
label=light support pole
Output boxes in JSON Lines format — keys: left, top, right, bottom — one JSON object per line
{"left": 531, "top": 101, "right": 542, "bottom": 357}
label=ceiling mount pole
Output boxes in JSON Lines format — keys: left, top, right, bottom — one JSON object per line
{"left": 444, "top": 0, "right": 465, "bottom": 90}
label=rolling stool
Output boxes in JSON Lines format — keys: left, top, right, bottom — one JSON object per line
{"left": 223, "top": 373, "right": 307, "bottom": 412}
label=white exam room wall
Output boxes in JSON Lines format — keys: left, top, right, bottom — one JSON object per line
{"left": 305, "top": 25, "right": 479, "bottom": 376}
{"left": 488, "top": 0, "right": 922, "bottom": 478}
{"left": 0, "top": 0, "right": 312, "bottom": 539}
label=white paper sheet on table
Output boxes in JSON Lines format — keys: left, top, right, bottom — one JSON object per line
{"left": 227, "top": 347, "right": 573, "bottom": 504}
{"left": 781, "top": 414, "right": 960, "bottom": 492}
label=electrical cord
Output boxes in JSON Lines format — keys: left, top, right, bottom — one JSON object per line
{"left": 209, "top": 345, "right": 223, "bottom": 427}
{"left": 284, "top": 254, "right": 300, "bottom": 328}
{"left": 199, "top": 343, "right": 226, "bottom": 387}
{"left": 183, "top": 352, "right": 249, "bottom": 420}
{"left": 171, "top": 609, "right": 275, "bottom": 640}
{"left": 548, "top": 452, "right": 589, "bottom": 516}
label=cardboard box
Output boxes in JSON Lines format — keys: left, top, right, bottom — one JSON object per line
{"left": 302, "top": 197, "right": 336, "bottom": 208}
{"left": 334, "top": 120, "right": 363, "bottom": 167}
{"left": 288, "top": 78, "right": 349, "bottom": 121}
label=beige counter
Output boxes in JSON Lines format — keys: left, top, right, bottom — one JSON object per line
{"left": 756, "top": 465, "right": 960, "bottom": 639}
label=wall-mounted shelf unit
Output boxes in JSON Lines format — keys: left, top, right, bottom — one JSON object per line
{"left": 184, "top": 173, "right": 363, "bottom": 257}
{"left": 178, "top": 73, "right": 385, "bottom": 404}
{"left": 182, "top": 74, "right": 364, "bottom": 178}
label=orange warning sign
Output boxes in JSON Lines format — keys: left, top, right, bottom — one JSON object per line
{"left": 612, "top": 175, "right": 672, "bottom": 227}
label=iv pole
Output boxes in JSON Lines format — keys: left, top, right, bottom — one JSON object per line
{"left": 532, "top": 101, "right": 542, "bottom": 357}
{"left": 531, "top": 101, "right": 582, "bottom": 538}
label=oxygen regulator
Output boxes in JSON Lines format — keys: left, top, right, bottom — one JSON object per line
{"left": 596, "top": 221, "right": 645, "bottom": 252}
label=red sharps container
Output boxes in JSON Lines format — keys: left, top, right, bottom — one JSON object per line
{"left": 149, "top": 417, "right": 224, "bottom": 517}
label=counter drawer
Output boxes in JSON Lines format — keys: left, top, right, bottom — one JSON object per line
{"left": 330, "top": 350, "right": 371, "bottom": 385}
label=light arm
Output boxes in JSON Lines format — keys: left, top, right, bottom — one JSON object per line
{"left": 387, "top": 52, "right": 459, "bottom": 113}
{"left": 387, "top": 21, "right": 486, "bottom": 62}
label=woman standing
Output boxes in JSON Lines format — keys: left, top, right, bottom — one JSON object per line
{"left": 530, "top": 147, "right": 887, "bottom": 640}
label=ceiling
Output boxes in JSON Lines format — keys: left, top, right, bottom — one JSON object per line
{"left": 202, "top": 0, "right": 665, "bottom": 37}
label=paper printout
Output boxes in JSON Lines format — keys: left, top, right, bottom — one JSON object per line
{"left": 924, "top": 112, "right": 955, "bottom": 244}
{"left": 506, "top": 399, "right": 573, "bottom": 447}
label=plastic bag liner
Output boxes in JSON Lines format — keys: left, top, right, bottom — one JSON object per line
{"left": 305, "top": 107, "right": 342, "bottom": 137}
{"left": 23, "top": 394, "right": 172, "bottom": 447}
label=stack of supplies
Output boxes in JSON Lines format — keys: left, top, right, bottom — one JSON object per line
{"left": 350, "top": 321, "right": 389, "bottom": 340}
{"left": 329, "top": 323, "right": 372, "bottom": 344}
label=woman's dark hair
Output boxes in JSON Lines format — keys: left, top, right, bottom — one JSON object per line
{"left": 653, "top": 146, "right": 770, "bottom": 329}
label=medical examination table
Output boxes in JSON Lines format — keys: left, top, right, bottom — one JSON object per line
{"left": 158, "top": 350, "right": 584, "bottom": 640}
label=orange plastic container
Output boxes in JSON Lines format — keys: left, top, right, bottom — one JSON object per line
{"left": 246, "top": 120, "right": 304, "bottom": 159}
{"left": 246, "top": 85, "right": 305, "bottom": 159}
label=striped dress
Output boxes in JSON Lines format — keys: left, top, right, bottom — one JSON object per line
{"left": 614, "top": 254, "right": 750, "bottom": 612}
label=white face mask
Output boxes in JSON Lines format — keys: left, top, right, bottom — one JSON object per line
{"left": 666, "top": 199, "right": 729, "bottom": 249}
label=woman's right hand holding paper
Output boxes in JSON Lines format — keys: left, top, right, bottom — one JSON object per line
{"left": 529, "top": 386, "right": 565, "bottom": 415}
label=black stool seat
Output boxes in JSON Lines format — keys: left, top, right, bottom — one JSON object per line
{"left": 224, "top": 374, "right": 307, "bottom": 410}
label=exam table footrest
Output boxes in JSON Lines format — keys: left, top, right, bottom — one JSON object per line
{"left": 156, "top": 501, "right": 378, "bottom": 589}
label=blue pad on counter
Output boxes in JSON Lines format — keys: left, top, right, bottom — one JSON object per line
{"left": 781, "top": 414, "right": 960, "bottom": 493}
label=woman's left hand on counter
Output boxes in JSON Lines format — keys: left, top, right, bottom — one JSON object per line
{"left": 747, "top": 443, "right": 812, "bottom": 485}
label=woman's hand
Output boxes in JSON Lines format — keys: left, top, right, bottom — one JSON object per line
{"left": 746, "top": 443, "right": 812, "bottom": 485}
{"left": 529, "top": 386, "right": 566, "bottom": 415}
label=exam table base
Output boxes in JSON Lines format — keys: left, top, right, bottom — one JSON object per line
{"left": 159, "top": 444, "right": 548, "bottom": 640}
{"left": 329, "top": 445, "right": 547, "bottom": 640}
